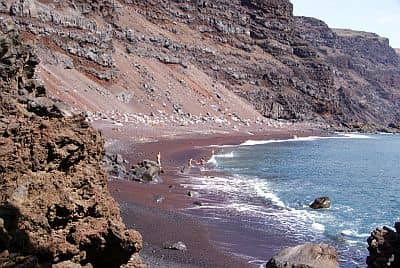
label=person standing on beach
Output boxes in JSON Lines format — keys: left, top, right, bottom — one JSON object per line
{"left": 157, "top": 152, "right": 161, "bottom": 167}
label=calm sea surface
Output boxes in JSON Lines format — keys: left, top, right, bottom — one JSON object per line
{"left": 181, "top": 133, "right": 400, "bottom": 267}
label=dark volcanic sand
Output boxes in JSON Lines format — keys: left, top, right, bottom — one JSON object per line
{"left": 107, "top": 128, "right": 325, "bottom": 267}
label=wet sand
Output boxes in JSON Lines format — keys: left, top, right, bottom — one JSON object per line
{"left": 107, "top": 127, "right": 325, "bottom": 267}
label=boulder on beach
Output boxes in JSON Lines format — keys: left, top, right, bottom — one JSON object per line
{"left": 102, "top": 152, "right": 129, "bottom": 180}
{"left": 130, "top": 160, "right": 162, "bottom": 182}
{"left": 265, "top": 243, "right": 339, "bottom": 268}
{"left": 367, "top": 222, "right": 400, "bottom": 268}
{"left": 309, "top": 197, "right": 331, "bottom": 209}
{"left": 163, "top": 241, "right": 188, "bottom": 251}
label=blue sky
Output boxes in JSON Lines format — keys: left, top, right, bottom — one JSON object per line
{"left": 291, "top": 0, "right": 400, "bottom": 48}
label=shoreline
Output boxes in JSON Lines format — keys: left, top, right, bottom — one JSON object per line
{"left": 106, "top": 127, "right": 327, "bottom": 267}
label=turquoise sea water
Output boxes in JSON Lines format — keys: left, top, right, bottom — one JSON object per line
{"left": 182, "top": 133, "right": 400, "bottom": 267}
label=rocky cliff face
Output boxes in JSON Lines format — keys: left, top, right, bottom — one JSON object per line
{"left": 295, "top": 17, "right": 400, "bottom": 130}
{"left": 125, "top": 0, "right": 339, "bottom": 122}
{"left": 0, "top": 0, "right": 398, "bottom": 132}
{"left": 0, "top": 21, "right": 145, "bottom": 267}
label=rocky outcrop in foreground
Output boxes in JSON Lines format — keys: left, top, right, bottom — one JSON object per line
{"left": 367, "top": 222, "right": 400, "bottom": 268}
{"left": 0, "top": 22, "right": 145, "bottom": 267}
{"left": 266, "top": 243, "right": 339, "bottom": 268}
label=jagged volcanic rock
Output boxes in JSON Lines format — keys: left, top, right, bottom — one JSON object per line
{"left": 0, "top": 22, "right": 145, "bottom": 267}
{"left": 367, "top": 222, "right": 400, "bottom": 268}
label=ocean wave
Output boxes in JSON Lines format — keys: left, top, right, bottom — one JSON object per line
{"left": 340, "top": 229, "right": 369, "bottom": 238}
{"left": 239, "top": 133, "right": 373, "bottom": 147}
{"left": 180, "top": 173, "right": 330, "bottom": 240}
{"left": 180, "top": 174, "right": 285, "bottom": 209}
{"left": 253, "top": 182, "right": 286, "bottom": 208}
{"left": 207, "top": 155, "right": 217, "bottom": 165}
{"left": 312, "top": 222, "right": 326, "bottom": 232}
{"left": 216, "top": 152, "right": 235, "bottom": 158}
{"left": 207, "top": 133, "right": 374, "bottom": 149}
{"left": 340, "top": 133, "right": 373, "bottom": 139}
{"left": 207, "top": 151, "right": 235, "bottom": 165}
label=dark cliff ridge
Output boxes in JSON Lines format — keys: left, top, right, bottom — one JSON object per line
{"left": 295, "top": 16, "right": 400, "bottom": 130}
{"left": 1, "top": 0, "right": 399, "bottom": 131}
{"left": 121, "top": 0, "right": 400, "bottom": 130}
{"left": 0, "top": 22, "right": 145, "bottom": 267}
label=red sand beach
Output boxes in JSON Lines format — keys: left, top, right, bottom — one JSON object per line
{"left": 104, "top": 125, "right": 325, "bottom": 267}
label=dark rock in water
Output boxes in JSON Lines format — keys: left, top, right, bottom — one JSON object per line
{"left": 309, "top": 197, "right": 331, "bottom": 209}
{"left": 266, "top": 243, "right": 339, "bottom": 268}
{"left": 187, "top": 191, "right": 200, "bottom": 198}
{"left": 163, "top": 241, "right": 187, "bottom": 251}
{"left": 367, "top": 222, "right": 400, "bottom": 268}
{"left": 193, "top": 201, "right": 203, "bottom": 206}
{"left": 130, "top": 160, "right": 162, "bottom": 182}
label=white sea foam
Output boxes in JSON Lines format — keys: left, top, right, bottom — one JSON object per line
{"left": 207, "top": 151, "right": 235, "bottom": 165}
{"left": 239, "top": 133, "right": 373, "bottom": 147}
{"left": 180, "top": 173, "right": 330, "bottom": 240}
{"left": 312, "top": 222, "right": 326, "bottom": 232}
{"left": 207, "top": 155, "right": 217, "bottom": 165}
{"left": 253, "top": 182, "right": 286, "bottom": 208}
{"left": 340, "top": 229, "right": 369, "bottom": 238}
{"left": 340, "top": 133, "right": 372, "bottom": 139}
{"left": 240, "top": 136, "right": 321, "bottom": 146}
{"left": 208, "top": 133, "right": 374, "bottom": 149}
{"left": 216, "top": 152, "right": 235, "bottom": 158}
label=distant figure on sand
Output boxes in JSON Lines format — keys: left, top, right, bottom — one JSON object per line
{"left": 180, "top": 158, "right": 193, "bottom": 174}
{"left": 197, "top": 158, "right": 206, "bottom": 166}
{"left": 157, "top": 152, "right": 161, "bottom": 166}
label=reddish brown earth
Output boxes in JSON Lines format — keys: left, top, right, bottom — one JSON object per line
{"left": 0, "top": 22, "right": 144, "bottom": 268}
{"left": 1, "top": 0, "right": 399, "bottom": 133}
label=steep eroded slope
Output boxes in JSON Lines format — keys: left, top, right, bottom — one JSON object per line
{"left": 0, "top": 0, "right": 399, "bottom": 132}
